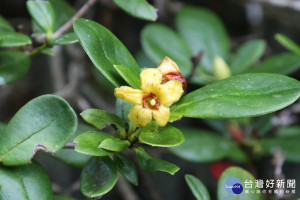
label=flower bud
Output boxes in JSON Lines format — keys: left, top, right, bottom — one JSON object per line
{"left": 212, "top": 56, "right": 231, "bottom": 80}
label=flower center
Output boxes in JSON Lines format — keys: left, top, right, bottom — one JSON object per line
{"left": 142, "top": 92, "right": 159, "bottom": 110}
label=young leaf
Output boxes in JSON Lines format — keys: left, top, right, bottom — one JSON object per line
{"left": 26, "top": 1, "right": 56, "bottom": 38}
{"left": 113, "top": 0, "right": 157, "bottom": 21}
{"left": 171, "top": 73, "right": 300, "bottom": 120}
{"left": 99, "top": 137, "right": 130, "bottom": 152}
{"left": 170, "top": 129, "right": 245, "bottom": 162}
{"left": 230, "top": 40, "right": 266, "bottom": 74}
{"left": 50, "top": 0, "right": 75, "bottom": 31}
{"left": 113, "top": 153, "right": 138, "bottom": 185}
{"left": 81, "top": 157, "right": 118, "bottom": 198}
{"left": 54, "top": 124, "right": 92, "bottom": 168}
{"left": 275, "top": 33, "right": 300, "bottom": 55}
{"left": 0, "top": 16, "right": 14, "bottom": 32}
{"left": 114, "top": 65, "right": 141, "bottom": 89}
{"left": 74, "top": 131, "right": 113, "bottom": 156}
{"left": 139, "top": 123, "right": 184, "bottom": 147}
{"left": 41, "top": 48, "right": 55, "bottom": 56}
{"left": 218, "top": 167, "right": 261, "bottom": 200}
{"left": 0, "top": 161, "right": 53, "bottom": 200}
{"left": 73, "top": 18, "right": 140, "bottom": 87}
{"left": 141, "top": 24, "right": 193, "bottom": 76}
{"left": 185, "top": 174, "right": 210, "bottom": 200}
{"left": 134, "top": 147, "right": 179, "bottom": 175}
{"left": 175, "top": 6, "right": 230, "bottom": 72}
{"left": 0, "top": 51, "right": 30, "bottom": 85}
{"left": 0, "top": 32, "right": 31, "bottom": 47}
{"left": 48, "top": 32, "right": 78, "bottom": 45}
{"left": 0, "top": 95, "right": 77, "bottom": 166}
{"left": 80, "top": 108, "right": 125, "bottom": 130}
{"left": 249, "top": 53, "right": 300, "bottom": 75}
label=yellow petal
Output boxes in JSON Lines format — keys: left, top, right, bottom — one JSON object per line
{"left": 157, "top": 57, "right": 180, "bottom": 75}
{"left": 152, "top": 106, "right": 170, "bottom": 126}
{"left": 140, "top": 68, "right": 162, "bottom": 94}
{"left": 128, "top": 105, "right": 152, "bottom": 127}
{"left": 114, "top": 86, "right": 142, "bottom": 105}
{"left": 158, "top": 80, "right": 184, "bottom": 106}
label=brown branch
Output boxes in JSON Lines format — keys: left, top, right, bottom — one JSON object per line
{"left": 186, "top": 51, "right": 204, "bottom": 80}
{"left": 52, "top": 0, "right": 97, "bottom": 38}
{"left": 63, "top": 142, "right": 77, "bottom": 149}
{"left": 116, "top": 175, "right": 140, "bottom": 200}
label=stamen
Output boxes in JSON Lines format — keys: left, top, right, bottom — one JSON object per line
{"left": 150, "top": 99, "right": 156, "bottom": 106}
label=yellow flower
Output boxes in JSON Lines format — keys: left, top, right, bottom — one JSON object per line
{"left": 114, "top": 57, "right": 184, "bottom": 127}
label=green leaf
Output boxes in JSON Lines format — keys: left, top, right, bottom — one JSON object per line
{"left": 139, "top": 123, "right": 184, "bottom": 147}
{"left": 261, "top": 127, "right": 300, "bottom": 162}
{"left": 170, "top": 129, "right": 245, "bottom": 162}
{"left": 0, "top": 16, "right": 14, "bottom": 32}
{"left": 185, "top": 174, "right": 210, "bottom": 200}
{"left": 0, "top": 51, "right": 30, "bottom": 85}
{"left": 134, "top": 147, "right": 179, "bottom": 175}
{"left": 54, "top": 124, "right": 92, "bottom": 168}
{"left": 0, "top": 95, "right": 77, "bottom": 166}
{"left": 50, "top": 0, "right": 75, "bottom": 31}
{"left": 99, "top": 137, "right": 130, "bottom": 152}
{"left": 218, "top": 167, "right": 261, "bottom": 200}
{"left": 54, "top": 195, "right": 75, "bottom": 200}
{"left": 171, "top": 73, "right": 300, "bottom": 120}
{"left": 0, "top": 161, "right": 53, "bottom": 200}
{"left": 81, "top": 157, "right": 118, "bottom": 198}
{"left": 135, "top": 49, "right": 156, "bottom": 68}
{"left": 113, "top": 0, "right": 157, "bottom": 21}
{"left": 141, "top": 24, "right": 193, "bottom": 76}
{"left": 27, "top": 1, "right": 56, "bottom": 38}
{"left": 114, "top": 64, "right": 141, "bottom": 89}
{"left": 73, "top": 18, "right": 140, "bottom": 87}
{"left": 0, "top": 32, "right": 31, "bottom": 47}
{"left": 175, "top": 6, "right": 230, "bottom": 72}
{"left": 0, "top": 122, "right": 7, "bottom": 136}
{"left": 275, "top": 33, "right": 300, "bottom": 55}
{"left": 74, "top": 131, "right": 113, "bottom": 156}
{"left": 113, "top": 153, "right": 138, "bottom": 185}
{"left": 41, "top": 48, "right": 55, "bottom": 56}
{"left": 81, "top": 108, "right": 125, "bottom": 130}
{"left": 115, "top": 98, "right": 133, "bottom": 123}
{"left": 48, "top": 32, "right": 78, "bottom": 45}
{"left": 230, "top": 40, "right": 266, "bottom": 74}
{"left": 249, "top": 53, "right": 300, "bottom": 75}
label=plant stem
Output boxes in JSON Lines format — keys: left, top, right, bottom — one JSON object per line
{"left": 52, "top": 0, "right": 97, "bottom": 38}
{"left": 63, "top": 142, "right": 77, "bottom": 149}
{"left": 27, "top": 44, "right": 47, "bottom": 57}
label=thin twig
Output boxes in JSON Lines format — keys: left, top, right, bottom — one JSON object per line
{"left": 272, "top": 147, "right": 287, "bottom": 200}
{"left": 186, "top": 51, "right": 203, "bottom": 80}
{"left": 52, "top": 0, "right": 97, "bottom": 38}
{"left": 63, "top": 142, "right": 77, "bottom": 149}
{"left": 116, "top": 175, "right": 140, "bottom": 200}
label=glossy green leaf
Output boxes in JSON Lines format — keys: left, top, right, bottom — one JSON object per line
{"left": 275, "top": 33, "right": 300, "bottom": 55}
{"left": 171, "top": 73, "right": 300, "bottom": 120}
{"left": 74, "top": 131, "right": 113, "bottom": 156}
{"left": 81, "top": 108, "right": 125, "bottom": 130}
{"left": 139, "top": 123, "right": 184, "bottom": 147}
{"left": 0, "top": 51, "right": 30, "bottom": 85}
{"left": 113, "top": 0, "right": 157, "bottom": 21}
{"left": 0, "top": 32, "right": 31, "bottom": 47}
{"left": 261, "top": 127, "right": 300, "bottom": 162}
{"left": 54, "top": 124, "right": 92, "bottom": 168}
{"left": 0, "top": 16, "right": 14, "bottom": 32}
{"left": 141, "top": 24, "right": 193, "bottom": 76}
{"left": 0, "top": 122, "right": 7, "bottom": 136}
{"left": 134, "top": 147, "right": 179, "bottom": 175}
{"left": 49, "top": 32, "right": 78, "bottom": 45}
{"left": 54, "top": 195, "right": 75, "bottom": 200}
{"left": 250, "top": 53, "right": 300, "bottom": 75}
{"left": 99, "top": 137, "right": 130, "bottom": 152}
{"left": 218, "top": 167, "right": 261, "bottom": 200}
{"left": 113, "top": 153, "right": 138, "bottom": 185}
{"left": 26, "top": 1, "right": 56, "bottom": 38}
{"left": 175, "top": 6, "right": 230, "bottom": 72}
{"left": 170, "top": 129, "right": 245, "bottom": 162}
{"left": 81, "top": 157, "right": 118, "bottom": 198}
{"left": 73, "top": 18, "right": 140, "bottom": 87}
{"left": 50, "top": 0, "right": 75, "bottom": 31}
{"left": 116, "top": 98, "right": 133, "bottom": 123}
{"left": 185, "top": 174, "right": 210, "bottom": 200}
{"left": 230, "top": 40, "right": 266, "bottom": 74}
{"left": 0, "top": 161, "right": 53, "bottom": 200}
{"left": 0, "top": 95, "right": 77, "bottom": 166}
{"left": 114, "top": 64, "right": 141, "bottom": 89}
